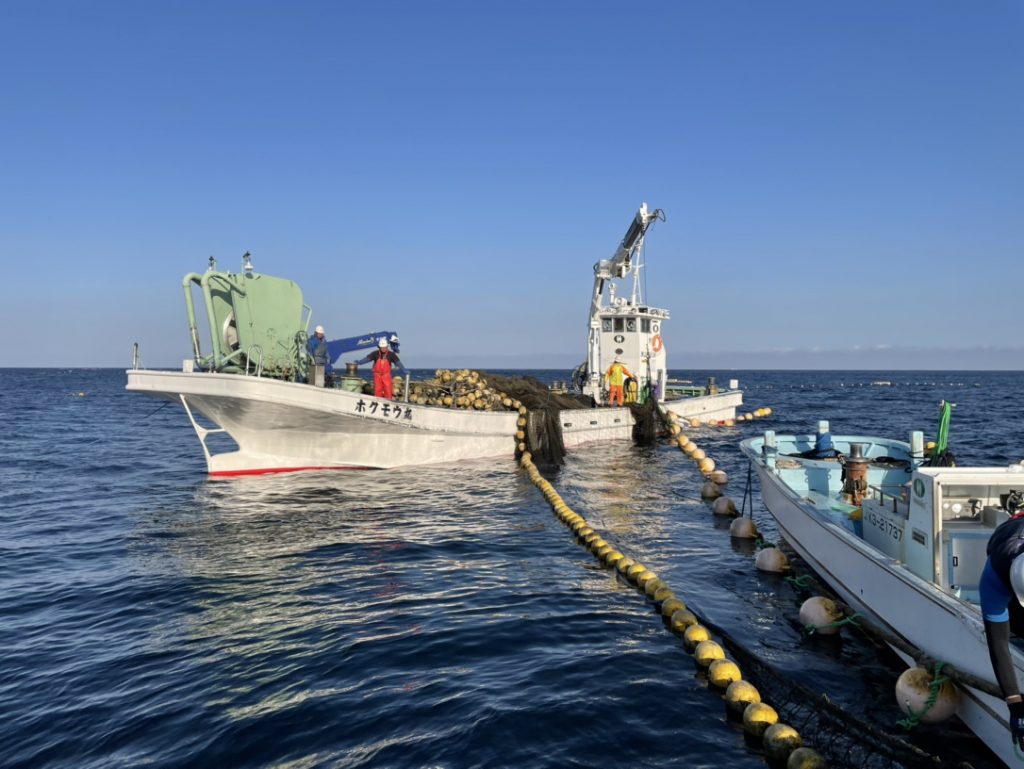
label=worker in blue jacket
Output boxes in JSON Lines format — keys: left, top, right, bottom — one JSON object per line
{"left": 980, "top": 509, "right": 1024, "bottom": 752}
{"left": 307, "top": 325, "right": 332, "bottom": 372}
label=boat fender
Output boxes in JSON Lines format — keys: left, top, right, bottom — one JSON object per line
{"left": 712, "top": 496, "right": 739, "bottom": 517}
{"left": 755, "top": 546, "right": 790, "bottom": 573}
{"left": 694, "top": 639, "right": 725, "bottom": 668}
{"left": 708, "top": 658, "right": 742, "bottom": 688}
{"left": 798, "top": 596, "right": 844, "bottom": 635}
{"left": 742, "top": 701, "right": 779, "bottom": 738}
{"left": 785, "top": 747, "right": 828, "bottom": 769}
{"left": 729, "top": 518, "right": 759, "bottom": 539}
{"left": 763, "top": 723, "right": 802, "bottom": 763}
{"left": 895, "top": 666, "right": 960, "bottom": 724}
{"left": 725, "top": 680, "right": 761, "bottom": 718}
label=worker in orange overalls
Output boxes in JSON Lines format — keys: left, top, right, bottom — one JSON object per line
{"left": 354, "top": 337, "right": 406, "bottom": 399}
{"left": 604, "top": 356, "right": 634, "bottom": 407}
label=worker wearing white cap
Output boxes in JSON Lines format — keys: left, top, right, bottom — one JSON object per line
{"left": 604, "top": 355, "right": 634, "bottom": 407}
{"left": 352, "top": 337, "right": 406, "bottom": 399}
{"left": 307, "top": 325, "right": 331, "bottom": 374}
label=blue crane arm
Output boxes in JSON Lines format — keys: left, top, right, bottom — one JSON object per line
{"left": 325, "top": 331, "right": 399, "bottom": 364}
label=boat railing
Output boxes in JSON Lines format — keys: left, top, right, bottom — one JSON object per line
{"left": 246, "top": 345, "right": 264, "bottom": 377}
{"left": 868, "top": 484, "right": 910, "bottom": 516}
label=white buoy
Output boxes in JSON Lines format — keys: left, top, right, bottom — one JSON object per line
{"left": 729, "top": 517, "right": 758, "bottom": 539}
{"left": 895, "top": 667, "right": 960, "bottom": 723}
{"left": 755, "top": 547, "right": 790, "bottom": 573}
{"left": 701, "top": 481, "right": 722, "bottom": 500}
{"left": 712, "top": 496, "right": 738, "bottom": 517}
{"left": 799, "top": 596, "right": 844, "bottom": 635}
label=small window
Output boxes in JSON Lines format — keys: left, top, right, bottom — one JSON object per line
{"left": 641, "top": 319, "right": 651, "bottom": 333}
{"left": 614, "top": 318, "right": 624, "bottom": 332}
{"left": 652, "top": 322, "right": 660, "bottom": 333}
{"left": 602, "top": 318, "right": 612, "bottom": 332}
{"left": 626, "top": 318, "right": 636, "bottom": 332}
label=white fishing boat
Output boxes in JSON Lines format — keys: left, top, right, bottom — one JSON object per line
{"left": 570, "top": 203, "right": 742, "bottom": 424}
{"left": 126, "top": 205, "right": 741, "bottom": 475}
{"left": 740, "top": 420, "right": 1023, "bottom": 766}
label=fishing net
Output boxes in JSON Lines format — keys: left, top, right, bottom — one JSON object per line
{"left": 481, "top": 374, "right": 594, "bottom": 466}
{"left": 705, "top": 621, "right": 979, "bottom": 769}
{"left": 629, "top": 398, "right": 659, "bottom": 446}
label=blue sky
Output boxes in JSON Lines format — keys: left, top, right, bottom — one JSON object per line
{"left": 1, "top": 1, "right": 1021, "bottom": 369}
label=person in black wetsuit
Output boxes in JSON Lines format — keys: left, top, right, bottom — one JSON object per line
{"left": 980, "top": 508, "right": 1024, "bottom": 752}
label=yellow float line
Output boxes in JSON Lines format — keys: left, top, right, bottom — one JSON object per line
{"left": 657, "top": 406, "right": 720, "bottom": 477}
{"left": 517, "top": 447, "right": 821, "bottom": 766}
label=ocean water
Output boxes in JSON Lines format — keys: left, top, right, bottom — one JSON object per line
{"left": 2, "top": 368, "right": 1020, "bottom": 769}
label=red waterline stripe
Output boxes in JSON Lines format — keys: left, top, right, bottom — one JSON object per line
{"left": 210, "top": 465, "right": 374, "bottom": 477}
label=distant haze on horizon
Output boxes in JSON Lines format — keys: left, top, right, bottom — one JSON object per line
{"left": 1, "top": 2, "right": 1021, "bottom": 368}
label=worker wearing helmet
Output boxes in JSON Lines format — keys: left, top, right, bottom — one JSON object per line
{"left": 604, "top": 356, "right": 634, "bottom": 407}
{"left": 307, "top": 325, "right": 332, "bottom": 375}
{"left": 353, "top": 337, "right": 406, "bottom": 400}
{"left": 980, "top": 504, "right": 1024, "bottom": 752}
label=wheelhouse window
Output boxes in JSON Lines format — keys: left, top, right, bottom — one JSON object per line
{"left": 614, "top": 318, "right": 624, "bottom": 332}
{"left": 626, "top": 319, "right": 636, "bottom": 332}
{"left": 641, "top": 319, "right": 650, "bottom": 333}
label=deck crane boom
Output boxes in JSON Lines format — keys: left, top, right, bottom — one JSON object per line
{"left": 582, "top": 203, "right": 665, "bottom": 399}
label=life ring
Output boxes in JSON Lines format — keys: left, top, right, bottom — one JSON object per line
{"left": 651, "top": 334, "right": 663, "bottom": 353}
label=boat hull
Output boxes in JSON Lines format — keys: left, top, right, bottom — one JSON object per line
{"left": 129, "top": 370, "right": 740, "bottom": 475}
{"left": 747, "top": 454, "right": 1015, "bottom": 766}
{"left": 128, "top": 370, "right": 518, "bottom": 474}
{"left": 664, "top": 390, "right": 743, "bottom": 423}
